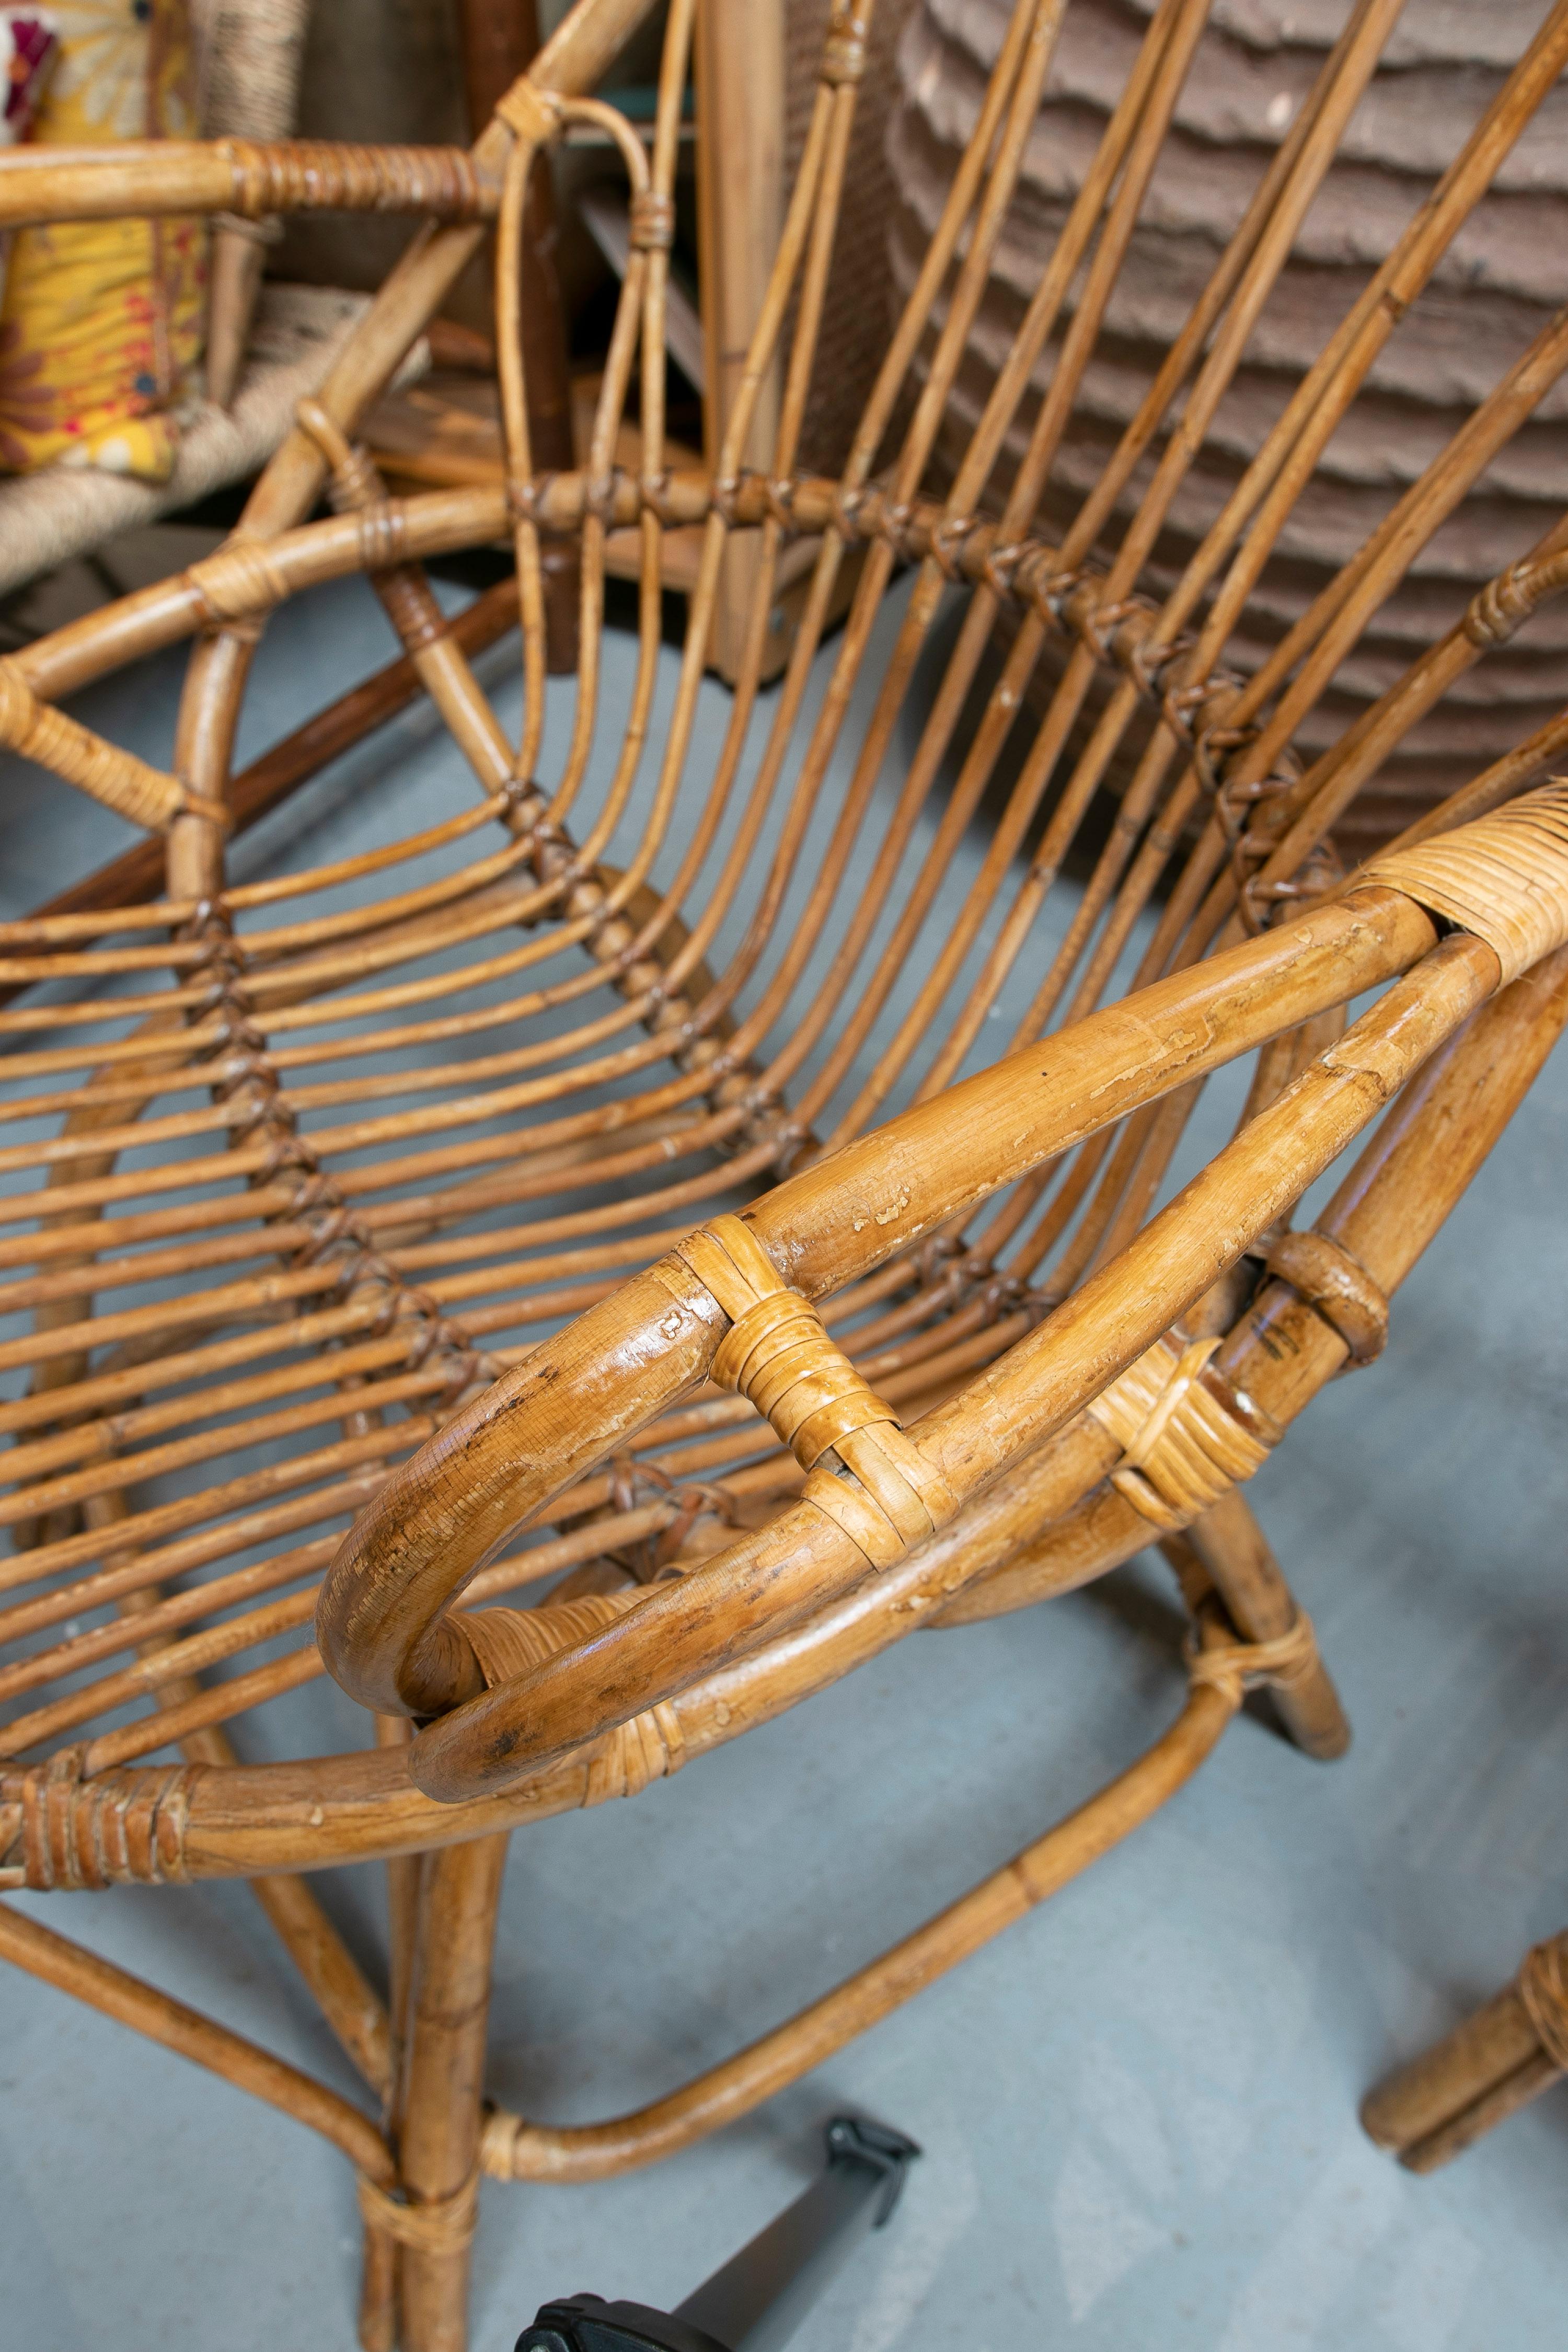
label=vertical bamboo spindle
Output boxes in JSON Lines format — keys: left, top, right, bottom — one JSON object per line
{"left": 456, "top": 0, "right": 580, "bottom": 671}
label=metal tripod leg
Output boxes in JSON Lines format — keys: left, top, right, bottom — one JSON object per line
{"left": 517, "top": 2116, "right": 920, "bottom": 2352}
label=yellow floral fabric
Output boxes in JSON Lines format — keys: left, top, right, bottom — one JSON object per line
{"left": 0, "top": 1, "right": 207, "bottom": 481}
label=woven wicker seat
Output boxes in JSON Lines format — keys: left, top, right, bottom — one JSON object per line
{"left": 5, "top": 2, "right": 1568, "bottom": 2345}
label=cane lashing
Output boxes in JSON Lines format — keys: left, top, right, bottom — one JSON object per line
{"left": 1263, "top": 1231, "right": 1389, "bottom": 1366}
{"left": 296, "top": 398, "right": 450, "bottom": 654}
{"left": 820, "top": 16, "right": 868, "bottom": 87}
{"left": 628, "top": 190, "right": 675, "bottom": 252}
{"left": 493, "top": 80, "right": 560, "bottom": 146}
{"left": 184, "top": 533, "right": 298, "bottom": 628}
{"left": 671, "top": 1217, "right": 955, "bottom": 1571}
{"left": 1517, "top": 1932, "right": 1568, "bottom": 2074}
{"left": 1183, "top": 1606, "right": 1321, "bottom": 1712}
{"left": 1365, "top": 780, "right": 1568, "bottom": 987}
{"left": 356, "top": 2167, "right": 479, "bottom": 2256}
{"left": 0, "top": 658, "right": 183, "bottom": 831}
{"left": 1087, "top": 1334, "right": 1271, "bottom": 1531}
{"left": 462, "top": 1590, "right": 686, "bottom": 1804}
{"left": 221, "top": 138, "right": 491, "bottom": 223}
{"left": 9, "top": 1758, "right": 200, "bottom": 1889}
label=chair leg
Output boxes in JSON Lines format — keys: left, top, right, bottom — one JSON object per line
{"left": 394, "top": 1833, "right": 510, "bottom": 2352}
{"left": 1179, "top": 1488, "right": 1351, "bottom": 1760}
{"left": 358, "top": 1722, "right": 428, "bottom": 2352}
{"left": 1363, "top": 1929, "right": 1568, "bottom": 2172}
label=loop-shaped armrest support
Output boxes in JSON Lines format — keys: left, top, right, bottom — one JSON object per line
{"left": 327, "top": 772, "right": 1568, "bottom": 1784}
{"left": 317, "top": 873, "right": 1446, "bottom": 1738}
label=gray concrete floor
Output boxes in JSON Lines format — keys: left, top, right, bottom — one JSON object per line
{"left": 3, "top": 543, "right": 1566, "bottom": 2351}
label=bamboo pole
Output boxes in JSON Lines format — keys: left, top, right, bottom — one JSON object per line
{"left": 395, "top": 1835, "right": 506, "bottom": 2352}
{"left": 483, "top": 1677, "right": 1233, "bottom": 2181}
{"left": 0, "top": 140, "right": 501, "bottom": 229}
{"left": 1362, "top": 1934, "right": 1568, "bottom": 2174}
{"left": 0, "top": 1898, "right": 394, "bottom": 2182}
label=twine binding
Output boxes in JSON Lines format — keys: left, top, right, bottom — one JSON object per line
{"left": 357, "top": 2167, "right": 479, "bottom": 2256}
{"left": 1517, "top": 1933, "right": 1568, "bottom": 2074}
{"left": 1365, "top": 780, "right": 1568, "bottom": 986}
{"left": 1184, "top": 1609, "right": 1321, "bottom": 1711}
{"left": 668, "top": 1217, "right": 954, "bottom": 1571}
{"left": 1087, "top": 1334, "right": 1271, "bottom": 1530}
{"left": 461, "top": 1592, "right": 686, "bottom": 1803}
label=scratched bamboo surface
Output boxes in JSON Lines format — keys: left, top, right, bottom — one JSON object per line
{"left": 4, "top": 2, "right": 1568, "bottom": 2343}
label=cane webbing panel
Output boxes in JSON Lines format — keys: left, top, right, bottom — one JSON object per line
{"left": 1365, "top": 782, "right": 1568, "bottom": 985}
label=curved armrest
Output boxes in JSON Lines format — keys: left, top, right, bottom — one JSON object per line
{"left": 317, "top": 877, "right": 1439, "bottom": 1738}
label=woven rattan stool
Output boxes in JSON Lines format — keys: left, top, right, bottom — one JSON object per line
{"left": 6, "top": 4, "right": 1568, "bottom": 2346}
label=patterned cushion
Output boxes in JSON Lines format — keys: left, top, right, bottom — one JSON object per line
{"left": 1, "top": 13, "right": 56, "bottom": 146}
{"left": 0, "top": 1, "right": 207, "bottom": 481}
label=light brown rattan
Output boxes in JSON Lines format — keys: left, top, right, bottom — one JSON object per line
{"left": 1363, "top": 1924, "right": 1568, "bottom": 2174}
{"left": 5, "top": 2, "right": 1568, "bottom": 2345}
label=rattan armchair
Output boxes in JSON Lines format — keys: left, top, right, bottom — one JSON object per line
{"left": 5, "top": 3, "right": 1568, "bottom": 2347}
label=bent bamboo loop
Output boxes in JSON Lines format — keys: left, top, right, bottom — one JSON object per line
{"left": 481, "top": 1652, "right": 1240, "bottom": 2183}
{"left": 397, "top": 922, "right": 1505, "bottom": 1797}
{"left": 316, "top": 872, "right": 1440, "bottom": 1724}
{"left": 319, "top": 787, "right": 1568, "bottom": 1778}
{"left": 3, "top": 954, "right": 1563, "bottom": 1896}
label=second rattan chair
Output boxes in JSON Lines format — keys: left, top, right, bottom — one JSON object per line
{"left": 1364, "top": 1924, "right": 1568, "bottom": 2173}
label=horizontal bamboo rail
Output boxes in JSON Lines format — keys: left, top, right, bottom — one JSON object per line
{"left": 0, "top": 1899, "right": 393, "bottom": 2183}
{"left": 483, "top": 1671, "right": 1236, "bottom": 2181}
{"left": 0, "top": 140, "right": 501, "bottom": 230}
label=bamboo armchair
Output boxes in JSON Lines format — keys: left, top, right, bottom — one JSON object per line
{"left": 6, "top": 2, "right": 1568, "bottom": 2346}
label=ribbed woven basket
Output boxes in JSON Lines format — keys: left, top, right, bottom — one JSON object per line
{"left": 889, "top": 0, "right": 1568, "bottom": 852}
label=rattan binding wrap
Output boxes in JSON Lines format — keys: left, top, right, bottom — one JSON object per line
{"left": 670, "top": 1217, "right": 956, "bottom": 1569}
{"left": 356, "top": 2167, "right": 480, "bottom": 2255}
{"left": 1184, "top": 1606, "right": 1320, "bottom": 1710}
{"left": 0, "top": 662, "right": 183, "bottom": 831}
{"left": 1262, "top": 1230, "right": 1389, "bottom": 1367}
{"left": 1365, "top": 779, "right": 1568, "bottom": 985}
{"left": 1086, "top": 1333, "right": 1271, "bottom": 1530}
{"left": 462, "top": 1588, "right": 686, "bottom": 1802}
